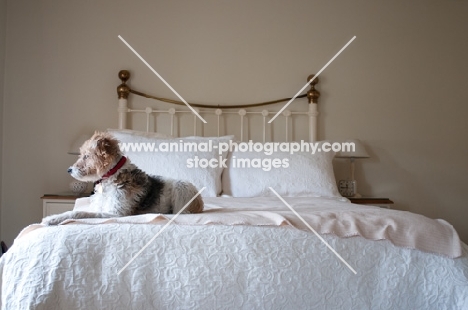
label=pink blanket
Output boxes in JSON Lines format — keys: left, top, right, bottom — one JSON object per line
{"left": 18, "top": 196, "right": 462, "bottom": 258}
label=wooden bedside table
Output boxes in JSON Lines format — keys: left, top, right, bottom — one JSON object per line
{"left": 41, "top": 194, "right": 88, "bottom": 217}
{"left": 348, "top": 197, "right": 394, "bottom": 209}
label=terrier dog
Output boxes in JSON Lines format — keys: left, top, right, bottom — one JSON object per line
{"left": 42, "top": 132, "right": 204, "bottom": 226}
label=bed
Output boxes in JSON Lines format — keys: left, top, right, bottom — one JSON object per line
{"left": 1, "top": 70, "right": 467, "bottom": 309}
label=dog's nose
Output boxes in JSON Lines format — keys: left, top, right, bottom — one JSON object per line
{"left": 67, "top": 168, "right": 72, "bottom": 174}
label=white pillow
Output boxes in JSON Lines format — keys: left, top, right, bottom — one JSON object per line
{"left": 221, "top": 144, "right": 340, "bottom": 198}
{"left": 109, "top": 131, "right": 233, "bottom": 197}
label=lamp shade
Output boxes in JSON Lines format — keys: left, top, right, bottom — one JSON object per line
{"left": 68, "top": 134, "right": 91, "bottom": 155}
{"left": 335, "top": 139, "right": 370, "bottom": 159}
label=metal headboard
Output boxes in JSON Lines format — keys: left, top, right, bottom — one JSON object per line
{"left": 116, "top": 70, "right": 320, "bottom": 142}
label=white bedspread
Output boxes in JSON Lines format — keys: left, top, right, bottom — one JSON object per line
{"left": 1, "top": 197, "right": 467, "bottom": 309}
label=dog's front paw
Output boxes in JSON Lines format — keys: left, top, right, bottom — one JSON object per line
{"left": 41, "top": 211, "right": 75, "bottom": 226}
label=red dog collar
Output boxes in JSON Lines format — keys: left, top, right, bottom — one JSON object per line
{"left": 96, "top": 156, "right": 127, "bottom": 184}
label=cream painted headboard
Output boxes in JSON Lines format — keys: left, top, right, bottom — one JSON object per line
{"left": 116, "top": 70, "right": 320, "bottom": 142}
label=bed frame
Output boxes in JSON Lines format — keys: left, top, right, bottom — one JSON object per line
{"left": 116, "top": 70, "right": 321, "bottom": 142}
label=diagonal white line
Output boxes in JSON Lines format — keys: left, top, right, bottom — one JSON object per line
{"left": 269, "top": 187, "right": 357, "bottom": 274}
{"left": 269, "top": 36, "right": 356, "bottom": 124}
{"left": 117, "top": 187, "right": 206, "bottom": 275}
{"left": 118, "top": 35, "right": 207, "bottom": 124}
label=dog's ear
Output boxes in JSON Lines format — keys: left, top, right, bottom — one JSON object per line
{"left": 95, "top": 135, "right": 119, "bottom": 158}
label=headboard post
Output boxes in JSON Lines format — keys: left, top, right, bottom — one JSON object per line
{"left": 307, "top": 74, "right": 320, "bottom": 142}
{"left": 117, "top": 70, "right": 131, "bottom": 129}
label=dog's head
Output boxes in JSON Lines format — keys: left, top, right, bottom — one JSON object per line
{"left": 68, "top": 132, "right": 122, "bottom": 182}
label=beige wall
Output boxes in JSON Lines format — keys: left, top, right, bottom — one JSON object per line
{"left": 0, "top": 0, "right": 7, "bottom": 241}
{"left": 2, "top": 0, "right": 467, "bottom": 246}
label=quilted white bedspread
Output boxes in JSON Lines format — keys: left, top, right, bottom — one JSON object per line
{"left": 1, "top": 197, "right": 468, "bottom": 309}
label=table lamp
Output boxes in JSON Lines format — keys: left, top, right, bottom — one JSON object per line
{"left": 335, "top": 139, "right": 370, "bottom": 198}
{"left": 68, "top": 134, "right": 90, "bottom": 195}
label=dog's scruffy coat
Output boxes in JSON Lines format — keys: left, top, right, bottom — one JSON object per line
{"left": 42, "top": 132, "right": 204, "bottom": 225}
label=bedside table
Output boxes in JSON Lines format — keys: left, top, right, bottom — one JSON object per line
{"left": 41, "top": 194, "right": 87, "bottom": 217}
{"left": 348, "top": 197, "right": 394, "bottom": 209}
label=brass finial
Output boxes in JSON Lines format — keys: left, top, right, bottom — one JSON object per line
{"left": 117, "top": 70, "right": 131, "bottom": 99}
{"left": 306, "top": 74, "right": 320, "bottom": 104}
